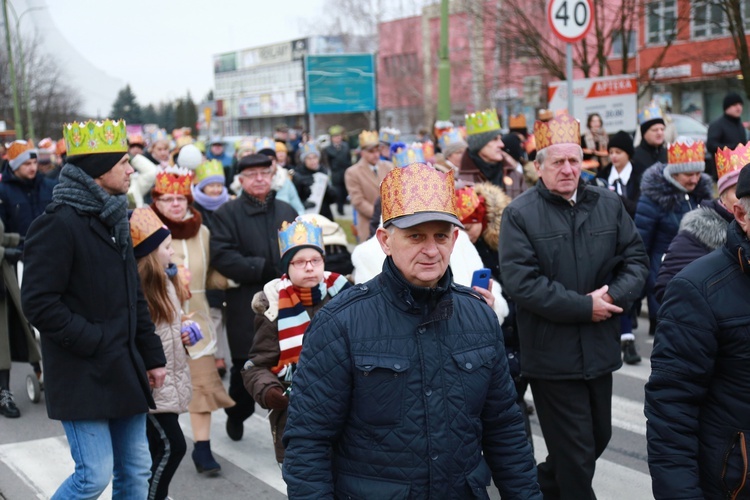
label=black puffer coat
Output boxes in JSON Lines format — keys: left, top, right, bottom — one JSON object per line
{"left": 282, "top": 259, "right": 541, "bottom": 499}
{"left": 0, "top": 163, "right": 55, "bottom": 238}
{"left": 646, "top": 220, "right": 750, "bottom": 499}
{"left": 210, "top": 191, "right": 297, "bottom": 358}
{"left": 631, "top": 140, "right": 667, "bottom": 174}
{"left": 654, "top": 198, "right": 733, "bottom": 302}
{"left": 499, "top": 180, "right": 648, "bottom": 379}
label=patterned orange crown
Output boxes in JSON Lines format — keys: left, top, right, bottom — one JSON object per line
{"left": 533, "top": 113, "right": 581, "bottom": 150}
{"left": 509, "top": 114, "right": 527, "bottom": 130}
{"left": 715, "top": 143, "right": 750, "bottom": 180}
{"left": 6, "top": 140, "right": 34, "bottom": 160}
{"left": 380, "top": 162, "right": 458, "bottom": 224}
{"left": 668, "top": 139, "right": 705, "bottom": 166}
{"left": 129, "top": 207, "right": 168, "bottom": 249}
{"left": 154, "top": 166, "right": 193, "bottom": 196}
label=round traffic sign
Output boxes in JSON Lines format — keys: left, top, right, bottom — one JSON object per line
{"left": 547, "top": 0, "right": 594, "bottom": 43}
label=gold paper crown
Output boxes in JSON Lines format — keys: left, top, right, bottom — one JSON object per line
{"left": 154, "top": 166, "right": 193, "bottom": 196}
{"left": 62, "top": 119, "right": 128, "bottom": 156}
{"left": 6, "top": 140, "right": 34, "bottom": 160}
{"left": 465, "top": 109, "right": 501, "bottom": 136}
{"left": 509, "top": 114, "right": 527, "bottom": 130}
{"left": 668, "top": 139, "right": 705, "bottom": 166}
{"left": 380, "top": 162, "right": 458, "bottom": 224}
{"left": 359, "top": 130, "right": 379, "bottom": 148}
{"left": 533, "top": 113, "right": 581, "bottom": 150}
{"left": 716, "top": 143, "right": 750, "bottom": 180}
{"left": 194, "top": 160, "right": 225, "bottom": 184}
{"left": 129, "top": 207, "right": 168, "bottom": 250}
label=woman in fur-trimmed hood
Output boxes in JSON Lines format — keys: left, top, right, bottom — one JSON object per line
{"left": 634, "top": 144, "right": 714, "bottom": 335}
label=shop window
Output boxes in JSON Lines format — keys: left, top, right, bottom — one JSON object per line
{"left": 611, "top": 30, "right": 637, "bottom": 57}
{"left": 646, "top": 0, "right": 677, "bottom": 45}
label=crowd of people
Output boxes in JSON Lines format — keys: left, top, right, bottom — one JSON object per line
{"left": 0, "top": 90, "right": 749, "bottom": 499}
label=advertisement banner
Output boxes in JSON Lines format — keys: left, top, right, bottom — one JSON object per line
{"left": 548, "top": 75, "right": 638, "bottom": 132}
{"left": 213, "top": 52, "right": 237, "bottom": 74}
{"left": 305, "top": 54, "right": 376, "bottom": 114}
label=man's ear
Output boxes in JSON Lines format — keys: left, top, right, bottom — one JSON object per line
{"left": 376, "top": 227, "right": 393, "bottom": 256}
{"left": 733, "top": 201, "right": 750, "bottom": 233}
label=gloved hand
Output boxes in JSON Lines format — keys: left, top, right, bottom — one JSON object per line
{"left": 264, "top": 386, "right": 289, "bottom": 410}
{"left": 181, "top": 320, "right": 203, "bottom": 346}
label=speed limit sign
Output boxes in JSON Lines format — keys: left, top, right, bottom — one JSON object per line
{"left": 547, "top": 0, "right": 594, "bottom": 43}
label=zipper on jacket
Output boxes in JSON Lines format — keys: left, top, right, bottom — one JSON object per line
{"left": 720, "top": 431, "right": 748, "bottom": 499}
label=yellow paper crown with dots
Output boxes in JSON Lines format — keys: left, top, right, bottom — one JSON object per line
{"left": 716, "top": 143, "right": 750, "bottom": 181}
{"left": 194, "top": 160, "right": 225, "bottom": 184}
{"left": 380, "top": 162, "right": 458, "bottom": 225}
{"left": 533, "top": 113, "right": 581, "bottom": 150}
{"left": 359, "top": 130, "right": 379, "bottom": 148}
{"left": 62, "top": 119, "right": 128, "bottom": 156}
{"left": 668, "top": 138, "right": 705, "bottom": 167}
{"left": 465, "top": 109, "right": 501, "bottom": 136}
{"left": 278, "top": 217, "right": 324, "bottom": 259}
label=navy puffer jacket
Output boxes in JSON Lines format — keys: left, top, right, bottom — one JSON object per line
{"left": 0, "top": 162, "right": 55, "bottom": 238}
{"left": 282, "top": 258, "right": 541, "bottom": 499}
{"left": 646, "top": 220, "right": 750, "bottom": 499}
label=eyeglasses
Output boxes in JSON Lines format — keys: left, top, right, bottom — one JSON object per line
{"left": 240, "top": 168, "right": 274, "bottom": 179}
{"left": 156, "top": 196, "right": 188, "bottom": 204}
{"left": 289, "top": 257, "right": 324, "bottom": 269}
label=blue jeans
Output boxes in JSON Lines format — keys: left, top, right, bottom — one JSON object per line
{"left": 53, "top": 414, "right": 152, "bottom": 500}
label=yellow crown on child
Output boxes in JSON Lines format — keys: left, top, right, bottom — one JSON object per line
{"left": 716, "top": 143, "right": 750, "bottom": 181}
{"left": 278, "top": 217, "right": 324, "bottom": 258}
{"left": 465, "top": 109, "right": 501, "bottom": 136}
{"left": 668, "top": 138, "right": 705, "bottom": 167}
{"left": 533, "top": 113, "right": 581, "bottom": 151}
{"left": 380, "top": 162, "right": 459, "bottom": 225}
{"left": 62, "top": 119, "right": 128, "bottom": 156}
{"left": 154, "top": 166, "right": 193, "bottom": 196}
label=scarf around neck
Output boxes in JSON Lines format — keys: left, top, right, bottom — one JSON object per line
{"left": 53, "top": 164, "right": 130, "bottom": 259}
{"left": 191, "top": 184, "right": 229, "bottom": 212}
{"left": 273, "top": 271, "right": 351, "bottom": 377}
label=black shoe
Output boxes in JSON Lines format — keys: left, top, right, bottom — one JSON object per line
{"left": 226, "top": 416, "right": 244, "bottom": 441}
{"left": 192, "top": 441, "right": 221, "bottom": 475}
{"left": 622, "top": 340, "right": 642, "bottom": 365}
{"left": 0, "top": 389, "right": 20, "bottom": 418}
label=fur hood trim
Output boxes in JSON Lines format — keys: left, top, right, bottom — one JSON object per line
{"left": 473, "top": 182, "right": 511, "bottom": 251}
{"left": 251, "top": 279, "right": 282, "bottom": 321}
{"left": 640, "top": 163, "right": 714, "bottom": 212}
{"left": 151, "top": 204, "right": 204, "bottom": 240}
{"left": 678, "top": 206, "right": 729, "bottom": 251}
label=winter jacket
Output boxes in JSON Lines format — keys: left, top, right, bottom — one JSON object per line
{"left": 151, "top": 280, "right": 192, "bottom": 414}
{"left": 631, "top": 140, "right": 667, "bottom": 175}
{"left": 707, "top": 114, "right": 747, "bottom": 178}
{"left": 645, "top": 220, "right": 750, "bottom": 499}
{"left": 242, "top": 279, "right": 336, "bottom": 463}
{"left": 210, "top": 191, "right": 298, "bottom": 359}
{"left": 322, "top": 142, "right": 351, "bottom": 186}
{"left": 458, "top": 150, "right": 527, "bottom": 199}
{"left": 634, "top": 165, "right": 714, "bottom": 294}
{"left": 282, "top": 258, "right": 541, "bottom": 499}
{"left": 499, "top": 180, "right": 648, "bottom": 380}
{"left": 0, "top": 164, "right": 55, "bottom": 238}
{"left": 654, "top": 199, "right": 733, "bottom": 302}
{"left": 291, "top": 164, "right": 336, "bottom": 219}
{"left": 595, "top": 162, "right": 648, "bottom": 218}
{"left": 22, "top": 203, "right": 166, "bottom": 420}
{"left": 344, "top": 158, "right": 393, "bottom": 240}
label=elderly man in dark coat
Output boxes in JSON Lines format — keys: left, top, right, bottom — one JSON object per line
{"left": 706, "top": 92, "right": 747, "bottom": 180}
{"left": 499, "top": 113, "right": 648, "bottom": 499}
{"left": 283, "top": 162, "right": 541, "bottom": 499}
{"left": 22, "top": 119, "right": 167, "bottom": 499}
{"left": 646, "top": 163, "right": 750, "bottom": 499}
{"left": 210, "top": 153, "right": 297, "bottom": 441}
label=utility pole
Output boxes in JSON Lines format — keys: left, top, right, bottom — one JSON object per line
{"left": 2, "top": 0, "right": 23, "bottom": 138}
{"left": 7, "top": 2, "right": 43, "bottom": 141}
{"left": 437, "top": 0, "right": 451, "bottom": 121}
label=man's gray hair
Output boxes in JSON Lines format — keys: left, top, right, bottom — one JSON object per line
{"left": 535, "top": 145, "right": 584, "bottom": 169}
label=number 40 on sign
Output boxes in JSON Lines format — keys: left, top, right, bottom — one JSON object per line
{"left": 547, "top": 0, "right": 594, "bottom": 43}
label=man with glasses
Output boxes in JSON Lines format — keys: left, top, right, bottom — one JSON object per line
{"left": 345, "top": 130, "right": 394, "bottom": 241}
{"left": 210, "top": 153, "right": 297, "bottom": 441}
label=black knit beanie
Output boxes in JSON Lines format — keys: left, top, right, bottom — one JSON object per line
{"left": 640, "top": 118, "right": 665, "bottom": 138}
{"left": 723, "top": 92, "right": 743, "bottom": 111}
{"left": 67, "top": 153, "right": 126, "bottom": 178}
{"left": 501, "top": 133, "right": 524, "bottom": 163}
{"left": 608, "top": 131, "right": 635, "bottom": 158}
{"left": 467, "top": 130, "right": 502, "bottom": 155}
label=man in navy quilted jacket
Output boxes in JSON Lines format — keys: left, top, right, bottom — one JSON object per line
{"left": 282, "top": 162, "right": 540, "bottom": 499}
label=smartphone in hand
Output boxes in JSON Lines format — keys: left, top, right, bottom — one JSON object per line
{"left": 471, "top": 268, "right": 491, "bottom": 290}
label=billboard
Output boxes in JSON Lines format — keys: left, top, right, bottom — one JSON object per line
{"left": 213, "top": 52, "right": 237, "bottom": 74}
{"left": 548, "top": 75, "right": 638, "bottom": 132}
{"left": 305, "top": 54, "right": 376, "bottom": 114}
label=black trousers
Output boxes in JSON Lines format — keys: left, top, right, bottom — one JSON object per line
{"left": 146, "top": 413, "right": 186, "bottom": 500}
{"left": 529, "top": 374, "right": 613, "bottom": 500}
{"left": 225, "top": 358, "right": 255, "bottom": 423}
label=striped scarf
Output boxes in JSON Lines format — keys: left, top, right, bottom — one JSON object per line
{"left": 273, "top": 271, "right": 350, "bottom": 377}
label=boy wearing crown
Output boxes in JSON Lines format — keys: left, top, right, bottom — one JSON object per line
{"left": 283, "top": 162, "right": 541, "bottom": 498}
{"left": 22, "top": 119, "right": 167, "bottom": 498}
{"left": 646, "top": 163, "right": 750, "bottom": 498}
{"left": 499, "top": 113, "right": 648, "bottom": 499}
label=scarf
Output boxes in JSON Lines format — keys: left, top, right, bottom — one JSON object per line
{"left": 151, "top": 203, "right": 203, "bottom": 240}
{"left": 242, "top": 189, "right": 276, "bottom": 212}
{"left": 467, "top": 150, "right": 505, "bottom": 186}
{"left": 191, "top": 185, "right": 229, "bottom": 212}
{"left": 52, "top": 164, "right": 130, "bottom": 259}
{"left": 273, "top": 271, "right": 350, "bottom": 377}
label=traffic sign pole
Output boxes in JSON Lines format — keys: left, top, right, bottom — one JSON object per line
{"left": 566, "top": 43, "right": 574, "bottom": 116}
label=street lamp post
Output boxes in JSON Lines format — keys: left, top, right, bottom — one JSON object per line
{"left": 2, "top": 0, "right": 23, "bottom": 139}
{"left": 7, "top": 1, "right": 45, "bottom": 141}
{"left": 437, "top": 0, "right": 451, "bottom": 121}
